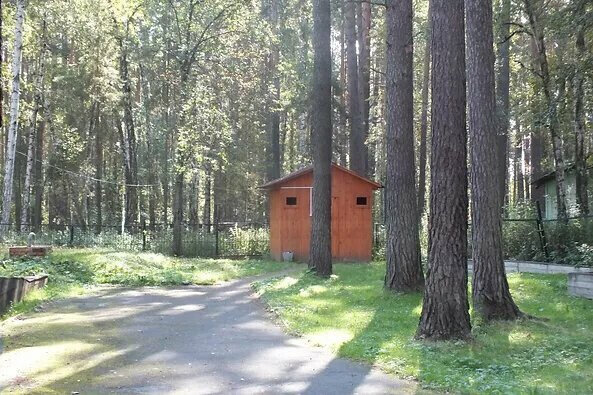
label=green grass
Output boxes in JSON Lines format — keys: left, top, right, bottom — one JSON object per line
{"left": 1, "top": 248, "right": 293, "bottom": 320}
{"left": 254, "top": 263, "right": 593, "bottom": 394}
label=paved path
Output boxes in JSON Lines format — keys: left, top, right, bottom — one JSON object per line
{"left": 0, "top": 276, "right": 417, "bottom": 394}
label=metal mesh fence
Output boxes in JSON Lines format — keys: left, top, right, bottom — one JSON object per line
{"left": 0, "top": 223, "right": 270, "bottom": 259}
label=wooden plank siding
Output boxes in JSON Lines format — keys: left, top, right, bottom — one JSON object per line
{"left": 266, "top": 164, "right": 380, "bottom": 262}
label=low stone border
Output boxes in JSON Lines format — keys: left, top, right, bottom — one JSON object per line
{"left": 468, "top": 261, "right": 593, "bottom": 275}
{"left": 568, "top": 273, "right": 593, "bottom": 299}
{"left": 0, "top": 275, "right": 49, "bottom": 315}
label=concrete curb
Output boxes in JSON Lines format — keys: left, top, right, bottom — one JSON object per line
{"left": 468, "top": 260, "right": 593, "bottom": 275}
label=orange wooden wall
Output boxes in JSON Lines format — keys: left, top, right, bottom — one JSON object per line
{"left": 268, "top": 166, "right": 377, "bottom": 262}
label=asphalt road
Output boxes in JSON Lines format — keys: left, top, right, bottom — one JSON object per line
{"left": 0, "top": 275, "right": 417, "bottom": 394}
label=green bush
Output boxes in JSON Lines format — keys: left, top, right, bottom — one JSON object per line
{"left": 0, "top": 257, "right": 93, "bottom": 284}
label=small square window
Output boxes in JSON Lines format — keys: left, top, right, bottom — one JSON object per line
{"left": 286, "top": 197, "right": 297, "bottom": 206}
{"left": 356, "top": 196, "right": 368, "bottom": 206}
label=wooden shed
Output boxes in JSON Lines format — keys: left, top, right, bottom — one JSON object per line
{"left": 260, "top": 163, "right": 382, "bottom": 262}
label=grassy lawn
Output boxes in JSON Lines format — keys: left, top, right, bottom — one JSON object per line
{"left": 1, "top": 248, "right": 293, "bottom": 320}
{"left": 254, "top": 263, "right": 593, "bottom": 394}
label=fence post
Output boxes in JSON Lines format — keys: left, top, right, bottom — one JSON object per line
{"left": 535, "top": 201, "right": 549, "bottom": 258}
{"left": 142, "top": 220, "right": 147, "bottom": 251}
{"left": 69, "top": 224, "right": 74, "bottom": 247}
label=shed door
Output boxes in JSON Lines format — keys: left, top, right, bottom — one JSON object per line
{"left": 279, "top": 188, "right": 311, "bottom": 261}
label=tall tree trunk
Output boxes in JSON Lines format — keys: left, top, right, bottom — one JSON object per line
{"left": 467, "top": 0, "right": 522, "bottom": 321}
{"left": 265, "top": 0, "right": 281, "bottom": 181}
{"left": 524, "top": 0, "right": 568, "bottom": 222}
{"left": 0, "top": 0, "right": 3, "bottom": 137}
{"left": 189, "top": 173, "right": 199, "bottom": 229}
{"left": 384, "top": 0, "right": 424, "bottom": 292}
{"left": 309, "top": 0, "right": 332, "bottom": 277}
{"left": 20, "top": 100, "right": 39, "bottom": 231}
{"left": 495, "top": 0, "right": 511, "bottom": 211}
{"left": 417, "top": 0, "right": 431, "bottom": 222}
{"left": 172, "top": 172, "right": 184, "bottom": 255}
{"left": 515, "top": 127, "right": 525, "bottom": 203}
{"left": 338, "top": 8, "right": 348, "bottom": 167}
{"left": 0, "top": 0, "right": 25, "bottom": 234}
{"left": 357, "top": 0, "right": 371, "bottom": 171}
{"left": 162, "top": 131, "right": 170, "bottom": 225}
{"left": 95, "top": 109, "right": 103, "bottom": 234}
{"left": 574, "top": 28, "right": 588, "bottom": 215}
{"left": 417, "top": 0, "right": 471, "bottom": 340}
{"left": 118, "top": 37, "right": 139, "bottom": 228}
{"left": 21, "top": 24, "right": 47, "bottom": 232}
{"left": 33, "top": 107, "right": 44, "bottom": 231}
{"left": 203, "top": 164, "right": 212, "bottom": 231}
{"left": 345, "top": 0, "right": 365, "bottom": 176}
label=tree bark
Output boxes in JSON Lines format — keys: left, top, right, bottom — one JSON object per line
{"left": 467, "top": 0, "right": 522, "bottom": 321}
{"left": 338, "top": 10, "right": 348, "bottom": 167}
{"left": 384, "top": 0, "right": 424, "bottom": 292}
{"left": 357, "top": 0, "right": 371, "bottom": 172}
{"left": 172, "top": 172, "right": 184, "bottom": 256}
{"left": 189, "top": 173, "right": 199, "bottom": 229}
{"left": 495, "top": 0, "right": 511, "bottom": 211}
{"left": 33, "top": 106, "right": 45, "bottom": 231}
{"left": 515, "top": 127, "right": 525, "bottom": 203}
{"left": 95, "top": 106, "right": 103, "bottom": 234}
{"left": 0, "top": 0, "right": 25, "bottom": 234}
{"left": 417, "top": 0, "right": 471, "bottom": 340}
{"left": 203, "top": 164, "right": 212, "bottom": 231}
{"left": 21, "top": 32, "right": 46, "bottom": 232}
{"left": 118, "top": 35, "right": 139, "bottom": 228}
{"left": 265, "top": 0, "right": 281, "bottom": 181}
{"left": 309, "top": 0, "right": 332, "bottom": 277}
{"left": 0, "top": 0, "right": 3, "bottom": 137}
{"left": 417, "top": 0, "right": 431, "bottom": 223}
{"left": 524, "top": 0, "right": 568, "bottom": 222}
{"left": 574, "top": 27, "right": 588, "bottom": 215}
{"left": 345, "top": 0, "right": 365, "bottom": 176}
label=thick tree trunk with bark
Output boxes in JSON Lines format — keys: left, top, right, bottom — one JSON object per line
{"left": 0, "top": 0, "right": 25, "bottom": 234}
{"left": 524, "top": 0, "right": 568, "bottom": 222}
{"left": 384, "top": 0, "right": 424, "bottom": 292}
{"left": 417, "top": 0, "right": 431, "bottom": 223}
{"left": 496, "top": 0, "right": 511, "bottom": 210}
{"left": 345, "top": 0, "right": 365, "bottom": 176}
{"left": 574, "top": 28, "right": 588, "bottom": 215}
{"left": 0, "top": 0, "right": 3, "bottom": 136}
{"left": 417, "top": 0, "right": 471, "bottom": 340}
{"left": 467, "top": 0, "right": 522, "bottom": 321}
{"left": 309, "top": 0, "right": 332, "bottom": 277}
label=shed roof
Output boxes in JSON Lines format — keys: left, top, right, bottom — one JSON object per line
{"left": 259, "top": 163, "right": 383, "bottom": 190}
{"left": 530, "top": 163, "right": 589, "bottom": 187}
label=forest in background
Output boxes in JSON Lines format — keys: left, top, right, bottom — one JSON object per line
{"left": 0, "top": 0, "right": 590, "bottom": 253}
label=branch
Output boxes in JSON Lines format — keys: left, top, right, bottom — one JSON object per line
{"left": 514, "top": 59, "right": 544, "bottom": 80}
{"left": 181, "top": 3, "right": 237, "bottom": 80}
{"left": 349, "top": 0, "right": 387, "bottom": 6}
{"left": 498, "top": 29, "right": 531, "bottom": 44}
